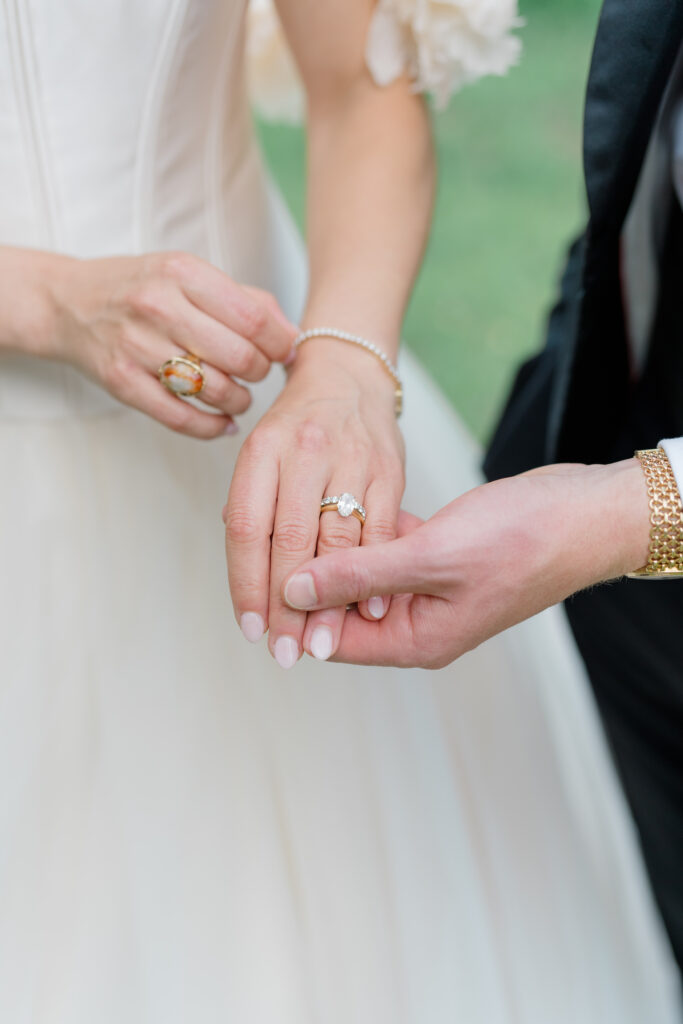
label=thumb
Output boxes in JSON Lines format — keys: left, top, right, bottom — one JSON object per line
{"left": 282, "top": 533, "right": 424, "bottom": 611}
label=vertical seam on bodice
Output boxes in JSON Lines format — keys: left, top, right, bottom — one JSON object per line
{"left": 203, "top": 10, "right": 244, "bottom": 274}
{"left": 131, "top": 0, "right": 188, "bottom": 252}
{"left": 3, "top": 0, "right": 62, "bottom": 249}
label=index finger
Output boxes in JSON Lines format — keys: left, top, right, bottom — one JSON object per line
{"left": 224, "top": 434, "right": 279, "bottom": 643}
{"left": 178, "top": 257, "right": 298, "bottom": 363}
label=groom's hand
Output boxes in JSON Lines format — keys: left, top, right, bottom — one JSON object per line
{"left": 282, "top": 461, "right": 651, "bottom": 668}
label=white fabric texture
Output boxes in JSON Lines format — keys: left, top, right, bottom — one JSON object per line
{"left": 0, "top": 1, "right": 680, "bottom": 1021}
{"left": 659, "top": 437, "right": 683, "bottom": 497}
{"left": 247, "top": 0, "right": 521, "bottom": 121}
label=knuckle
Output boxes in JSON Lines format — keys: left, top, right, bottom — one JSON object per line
{"left": 244, "top": 286, "right": 269, "bottom": 307}
{"left": 129, "top": 284, "right": 168, "bottom": 321}
{"left": 260, "top": 291, "right": 290, "bottom": 332}
{"left": 157, "top": 250, "right": 194, "bottom": 282}
{"left": 214, "top": 377, "right": 251, "bottom": 414}
{"left": 248, "top": 354, "right": 270, "bottom": 382}
{"left": 377, "top": 454, "right": 406, "bottom": 489}
{"left": 116, "top": 321, "right": 141, "bottom": 353}
{"left": 240, "top": 302, "right": 268, "bottom": 339}
{"left": 424, "top": 646, "right": 456, "bottom": 670}
{"left": 343, "top": 444, "right": 368, "bottom": 472}
{"left": 364, "top": 516, "right": 396, "bottom": 544}
{"left": 165, "top": 406, "right": 193, "bottom": 433}
{"left": 318, "top": 523, "right": 358, "bottom": 551}
{"left": 240, "top": 426, "right": 276, "bottom": 462}
{"left": 204, "top": 415, "right": 227, "bottom": 437}
{"left": 345, "top": 558, "right": 373, "bottom": 602}
{"left": 232, "top": 344, "right": 258, "bottom": 378}
{"left": 267, "top": 295, "right": 286, "bottom": 320}
{"left": 295, "top": 419, "right": 330, "bottom": 455}
{"left": 392, "top": 461, "right": 407, "bottom": 492}
{"left": 225, "top": 507, "right": 261, "bottom": 546}
{"left": 409, "top": 608, "right": 451, "bottom": 669}
{"left": 272, "top": 519, "right": 315, "bottom": 554}
{"left": 210, "top": 375, "right": 233, "bottom": 405}
{"left": 104, "top": 356, "right": 137, "bottom": 398}
{"left": 234, "top": 387, "right": 252, "bottom": 413}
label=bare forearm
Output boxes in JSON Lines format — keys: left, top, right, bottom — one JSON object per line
{"left": 302, "top": 82, "right": 435, "bottom": 356}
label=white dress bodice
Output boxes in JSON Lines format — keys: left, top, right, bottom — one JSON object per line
{"left": 0, "top": 0, "right": 305, "bottom": 418}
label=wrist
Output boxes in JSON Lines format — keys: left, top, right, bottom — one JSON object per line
{"left": 289, "top": 334, "right": 399, "bottom": 409}
{"left": 0, "top": 247, "right": 71, "bottom": 359}
{"left": 587, "top": 458, "right": 651, "bottom": 580}
{"left": 523, "top": 459, "right": 651, "bottom": 592}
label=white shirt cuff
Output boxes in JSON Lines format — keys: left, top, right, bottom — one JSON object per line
{"left": 658, "top": 437, "right": 683, "bottom": 496}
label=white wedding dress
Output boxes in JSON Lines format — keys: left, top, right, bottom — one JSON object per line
{"left": 0, "top": 2, "right": 680, "bottom": 1021}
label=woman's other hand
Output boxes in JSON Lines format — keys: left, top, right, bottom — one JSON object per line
{"left": 0, "top": 246, "right": 297, "bottom": 438}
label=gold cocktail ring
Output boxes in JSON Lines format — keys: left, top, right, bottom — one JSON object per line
{"left": 320, "top": 492, "right": 366, "bottom": 526}
{"left": 158, "top": 354, "right": 205, "bottom": 397}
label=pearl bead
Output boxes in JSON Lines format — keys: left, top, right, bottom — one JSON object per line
{"left": 294, "top": 327, "right": 403, "bottom": 417}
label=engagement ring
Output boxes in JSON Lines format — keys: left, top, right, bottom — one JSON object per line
{"left": 320, "top": 492, "right": 366, "bottom": 526}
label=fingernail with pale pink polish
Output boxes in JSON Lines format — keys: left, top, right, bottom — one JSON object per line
{"left": 310, "top": 626, "right": 333, "bottom": 662}
{"left": 274, "top": 636, "right": 298, "bottom": 670}
{"left": 240, "top": 612, "right": 264, "bottom": 644}
{"left": 284, "top": 347, "right": 297, "bottom": 367}
{"left": 368, "top": 596, "right": 386, "bottom": 620}
{"left": 224, "top": 420, "right": 239, "bottom": 436}
{"left": 284, "top": 572, "right": 317, "bottom": 610}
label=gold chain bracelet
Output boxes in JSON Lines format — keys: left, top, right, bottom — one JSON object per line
{"left": 627, "top": 448, "right": 683, "bottom": 579}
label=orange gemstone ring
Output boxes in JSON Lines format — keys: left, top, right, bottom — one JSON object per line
{"left": 158, "top": 354, "right": 205, "bottom": 397}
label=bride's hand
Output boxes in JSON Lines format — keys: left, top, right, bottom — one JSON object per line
{"left": 224, "top": 339, "right": 405, "bottom": 666}
{"left": 2, "top": 246, "right": 297, "bottom": 438}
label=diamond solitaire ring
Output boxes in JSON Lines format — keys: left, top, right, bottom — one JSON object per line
{"left": 320, "top": 492, "right": 366, "bottom": 526}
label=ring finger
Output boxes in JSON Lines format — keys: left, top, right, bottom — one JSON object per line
{"left": 194, "top": 361, "right": 252, "bottom": 416}
{"left": 150, "top": 342, "right": 252, "bottom": 417}
{"left": 303, "top": 482, "right": 366, "bottom": 662}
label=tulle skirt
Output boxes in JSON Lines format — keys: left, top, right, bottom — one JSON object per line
{"left": 0, "top": 353, "right": 679, "bottom": 1022}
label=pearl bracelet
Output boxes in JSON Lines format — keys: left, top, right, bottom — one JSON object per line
{"left": 294, "top": 327, "right": 403, "bottom": 417}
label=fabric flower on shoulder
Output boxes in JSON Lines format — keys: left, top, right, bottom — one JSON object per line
{"left": 366, "top": 0, "right": 523, "bottom": 109}
{"left": 246, "top": 0, "right": 522, "bottom": 122}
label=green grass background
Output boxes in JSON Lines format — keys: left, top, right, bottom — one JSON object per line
{"left": 257, "top": 0, "right": 602, "bottom": 442}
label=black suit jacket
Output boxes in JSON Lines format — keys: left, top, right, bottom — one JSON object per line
{"left": 485, "top": 0, "right": 683, "bottom": 479}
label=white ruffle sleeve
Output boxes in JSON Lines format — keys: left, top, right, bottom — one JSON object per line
{"left": 659, "top": 438, "right": 683, "bottom": 501}
{"left": 366, "top": 0, "right": 522, "bottom": 109}
{"left": 247, "top": 0, "right": 522, "bottom": 121}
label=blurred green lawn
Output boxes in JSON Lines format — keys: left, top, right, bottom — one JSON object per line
{"left": 257, "top": 1, "right": 602, "bottom": 442}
